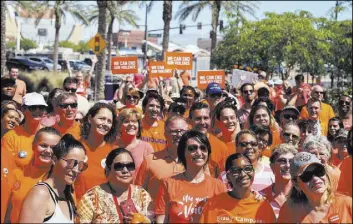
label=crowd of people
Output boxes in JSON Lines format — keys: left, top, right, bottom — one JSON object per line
{"left": 1, "top": 64, "right": 352, "bottom": 223}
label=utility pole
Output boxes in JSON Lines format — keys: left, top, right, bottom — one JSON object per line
{"left": 143, "top": 3, "right": 148, "bottom": 68}
{"left": 335, "top": 0, "right": 339, "bottom": 21}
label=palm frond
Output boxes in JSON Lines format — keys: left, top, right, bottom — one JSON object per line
{"left": 175, "top": 1, "right": 211, "bottom": 22}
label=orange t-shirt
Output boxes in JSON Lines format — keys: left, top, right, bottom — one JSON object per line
{"left": 140, "top": 118, "right": 167, "bottom": 152}
{"left": 155, "top": 174, "right": 227, "bottom": 223}
{"left": 300, "top": 102, "right": 336, "bottom": 124}
{"left": 199, "top": 191, "right": 276, "bottom": 223}
{"left": 217, "top": 134, "right": 236, "bottom": 158}
{"left": 1, "top": 126, "right": 36, "bottom": 168}
{"left": 337, "top": 156, "right": 352, "bottom": 197}
{"left": 278, "top": 193, "right": 352, "bottom": 223}
{"left": 74, "top": 139, "right": 114, "bottom": 201}
{"left": 208, "top": 134, "right": 228, "bottom": 172}
{"left": 8, "top": 164, "right": 48, "bottom": 223}
{"left": 52, "top": 122, "right": 81, "bottom": 139}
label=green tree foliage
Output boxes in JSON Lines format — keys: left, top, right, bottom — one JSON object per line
{"left": 6, "top": 41, "right": 16, "bottom": 50}
{"left": 59, "top": 40, "right": 76, "bottom": 49}
{"left": 20, "top": 38, "right": 38, "bottom": 51}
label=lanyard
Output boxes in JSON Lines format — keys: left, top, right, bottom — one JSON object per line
{"left": 109, "top": 184, "right": 132, "bottom": 222}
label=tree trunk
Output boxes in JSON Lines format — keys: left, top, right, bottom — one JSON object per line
{"left": 96, "top": 0, "right": 108, "bottom": 100}
{"left": 210, "top": 1, "right": 221, "bottom": 69}
{"left": 53, "top": 8, "right": 61, "bottom": 72}
{"left": 162, "top": 0, "right": 172, "bottom": 61}
{"left": 1, "top": 1, "right": 6, "bottom": 76}
{"left": 107, "top": 17, "right": 113, "bottom": 71}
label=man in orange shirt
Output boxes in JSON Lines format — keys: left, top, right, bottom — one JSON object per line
{"left": 135, "top": 115, "right": 188, "bottom": 198}
{"left": 8, "top": 67, "right": 26, "bottom": 105}
{"left": 1, "top": 92, "right": 47, "bottom": 168}
{"left": 52, "top": 92, "right": 81, "bottom": 139}
{"left": 140, "top": 91, "right": 167, "bottom": 152}
{"left": 337, "top": 129, "right": 352, "bottom": 196}
{"left": 307, "top": 98, "right": 328, "bottom": 136}
{"left": 188, "top": 102, "right": 228, "bottom": 171}
{"left": 300, "top": 85, "right": 335, "bottom": 123}
{"left": 338, "top": 95, "right": 352, "bottom": 131}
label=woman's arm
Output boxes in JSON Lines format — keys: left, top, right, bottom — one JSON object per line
{"left": 18, "top": 185, "right": 50, "bottom": 223}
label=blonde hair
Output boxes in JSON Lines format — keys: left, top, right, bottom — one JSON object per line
{"left": 122, "top": 88, "right": 141, "bottom": 103}
{"left": 116, "top": 108, "right": 142, "bottom": 137}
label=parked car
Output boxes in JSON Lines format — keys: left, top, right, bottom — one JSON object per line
{"left": 69, "top": 60, "right": 91, "bottom": 72}
{"left": 27, "top": 56, "right": 62, "bottom": 71}
{"left": 6, "top": 57, "right": 45, "bottom": 72}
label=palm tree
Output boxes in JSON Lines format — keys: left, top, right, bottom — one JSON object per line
{"left": 175, "top": 1, "right": 258, "bottom": 69}
{"left": 328, "top": 0, "right": 352, "bottom": 21}
{"left": 162, "top": 1, "right": 173, "bottom": 60}
{"left": 88, "top": 2, "right": 139, "bottom": 71}
{"left": 29, "top": 1, "right": 89, "bottom": 72}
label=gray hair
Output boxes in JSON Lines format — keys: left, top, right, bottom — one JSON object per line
{"left": 302, "top": 135, "right": 332, "bottom": 157}
{"left": 270, "top": 143, "right": 298, "bottom": 163}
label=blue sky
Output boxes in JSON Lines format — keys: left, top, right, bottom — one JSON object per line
{"left": 81, "top": 1, "right": 352, "bottom": 46}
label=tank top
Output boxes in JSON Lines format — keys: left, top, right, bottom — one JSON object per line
{"left": 35, "top": 182, "right": 74, "bottom": 223}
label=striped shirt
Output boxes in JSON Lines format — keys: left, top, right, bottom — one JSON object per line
{"left": 259, "top": 184, "right": 281, "bottom": 219}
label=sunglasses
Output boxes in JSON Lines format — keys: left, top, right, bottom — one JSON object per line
{"left": 59, "top": 103, "right": 78, "bottom": 109}
{"left": 25, "top": 105, "right": 47, "bottom": 112}
{"left": 113, "top": 162, "right": 135, "bottom": 172}
{"left": 339, "top": 100, "right": 350, "bottom": 106}
{"left": 242, "top": 90, "right": 254, "bottom": 94}
{"left": 238, "top": 141, "right": 258, "bottom": 147}
{"left": 64, "top": 87, "right": 77, "bottom": 93}
{"left": 126, "top": 95, "right": 139, "bottom": 100}
{"left": 283, "top": 114, "right": 298, "bottom": 120}
{"left": 61, "top": 158, "right": 88, "bottom": 172}
{"left": 283, "top": 132, "right": 299, "bottom": 140}
{"left": 299, "top": 164, "right": 325, "bottom": 183}
{"left": 314, "top": 91, "right": 324, "bottom": 95}
{"left": 227, "top": 165, "right": 254, "bottom": 177}
{"left": 186, "top": 144, "right": 208, "bottom": 153}
{"left": 169, "top": 129, "right": 187, "bottom": 136}
{"left": 209, "top": 93, "right": 222, "bottom": 98}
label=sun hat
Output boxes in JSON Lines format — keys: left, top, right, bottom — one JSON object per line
{"left": 282, "top": 105, "right": 300, "bottom": 116}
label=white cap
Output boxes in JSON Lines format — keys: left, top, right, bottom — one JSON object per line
{"left": 274, "top": 79, "right": 283, "bottom": 85}
{"left": 23, "top": 92, "right": 48, "bottom": 106}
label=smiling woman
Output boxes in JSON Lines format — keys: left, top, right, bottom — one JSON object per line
{"left": 0, "top": 108, "right": 21, "bottom": 138}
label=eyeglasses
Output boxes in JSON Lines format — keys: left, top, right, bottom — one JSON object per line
{"left": 59, "top": 103, "right": 78, "bottom": 109}
{"left": 209, "top": 93, "right": 222, "bottom": 98}
{"left": 283, "top": 114, "right": 298, "bottom": 120}
{"left": 186, "top": 144, "right": 208, "bottom": 153}
{"left": 242, "top": 90, "right": 254, "bottom": 94}
{"left": 257, "top": 138, "right": 269, "bottom": 146}
{"left": 61, "top": 158, "right": 88, "bottom": 172}
{"left": 283, "top": 133, "right": 299, "bottom": 141}
{"left": 298, "top": 165, "right": 325, "bottom": 183}
{"left": 314, "top": 91, "right": 324, "bottom": 95}
{"left": 126, "top": 95, "right": 139, "bottom": 100}
{"left": 113, "top": 162, "right": 135, "bottom": 172}
{"left": 25, "top": 105, "right": 47, "bottom": 112}
{"left": 64, "top": 87, "right": 77, "bottom": 93}
{"left": 227, "top": 165, "right": 254, "bottom": 177}
{"left": 238, "top": 141, "right": 258, "bottom": 147}
{"left": 168, "top": 129, "right": 187, "bottom": 136}
{"left": 339, "top": 100, "right": 350, "bottom": 106}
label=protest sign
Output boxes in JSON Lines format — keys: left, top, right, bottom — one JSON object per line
{"left": 165, "top": 52, "right": 193, "bottom": 70}
{"left": 111, "top": 57, "right": 138, "bottom": 74}
{"left": 231, "top": 69, "right": 258, "bottom": 87}
{"left": 197, "top": 70, "right": 225, "bottom": 90}
{"left": 148, "top": 61, "right": 173, "bottom": 78}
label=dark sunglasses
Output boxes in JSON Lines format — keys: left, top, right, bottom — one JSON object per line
{"left": 242, "top": 90, "right": 254, "bottom": 94}
{"left": 186, "top": 144, "right": 208, "bottom": 153}
{"left": 339, "top": 100, "right": 350, "bottom": 106}
{"left": 59, "top": 103, "right": 78, "bottom": 109}
{"left": 227, "top": 165, "right": 254, "bottom": 177}
{"left": 61, "top": 158, "right": 88, "bottom": 172}
{"left": 126, "top": 95, "right": 139, "bottom": 100}
{"left": 299, "top": 164, "right": 325, "bottom": 183}
{"left": 238, "top": 141, "right": 258, "bottom": 147}
{"left": 283, "top": 132, "right": 299, "bottom": 140}
{"left": 113, "top": 162, "right": 135, "bottom": 172}
{"left": 283, "top": 114, "right": 298, "bottom": 120}
{"left": 64, "top": 87, "right": 77, "bottom": 93}
{"left": 314, "top": 91, "right": 324, "bottom": 95}
{"left": 209, "top": 93, "right": 222, "bottom": 98}
{"left": 25, "top": 105, "right": 47, "bottom": 111}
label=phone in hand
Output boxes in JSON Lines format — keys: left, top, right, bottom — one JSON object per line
{"left": 120, "top": 199, "right": 138, "bottom": 216}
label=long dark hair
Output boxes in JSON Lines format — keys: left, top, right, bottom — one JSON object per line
{"left": 248, "top": 105, "right": 272, "bottom": 127}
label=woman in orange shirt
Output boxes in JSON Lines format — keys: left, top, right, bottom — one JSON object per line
{"left": 1, "top": 108, "right": 21, "bottom": 138}
{"left": 4, "top": 127, "right": 62, "bottom": 223}
{"left": 155, "top": 130, "right": 227, "bottom": 223}
{"left": 74, "top": 102, "right": 118, "bottom": 201}
{"left": 278, "top": 152, "right": 352, "bottom": 223}
{"left": 199, "top": 153, "right": 276, "bottom": 223}
{"left": 180, "top": 86, "right": 199, "bottom": 119}
{"left": 118, "top": 88, "right": 144, "bottom": 114}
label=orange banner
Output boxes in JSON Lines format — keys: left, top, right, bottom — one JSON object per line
{"left": 197, "top": 70, "right": 225, "bottom": 90}
{"left": 165, "top": 52, "right": 193, "bottom": 70}
{"left": 148, "top": 61, "right": 173, "bottom": 78}
{"left": 111, "top": 56, "right": 138, "bottom": 74}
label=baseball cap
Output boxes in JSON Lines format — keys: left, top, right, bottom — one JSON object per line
{"left": 282, "top": 106, "right": 300, "bottom": 116}
{"left": 1, "top": 77, "right": 16, "bottom": 87}
{"left": 206, "top": 82, "right": 222, "bottom": 95}
{"left": 23, "top": 92, "right": 48, "bottom": 107}
{"left": 290, "top": 152, "right": 324, "bottom": 177}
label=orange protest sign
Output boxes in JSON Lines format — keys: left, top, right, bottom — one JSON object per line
{"left": 111, "top": 56, "right": 138, "bottom": 74}
{"left": 148, "top": 61, "right": 173, "bottom": 78}
{"left": 165, "top": 52, "right": 193, "bottom": 70}
{"left": 197, "top": 70, "right": 225, "bottom": 90}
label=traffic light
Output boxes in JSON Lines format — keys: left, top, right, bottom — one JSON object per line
{"left": 142, "top": 43, "right": 146, "bottom": 53}
{"left": 180, "top": 24, "right": 183, "bottom": 34}
{"left": 209, "top": 31, "right": 213, "bottom": 39}
{"left": 219, "top": 20, "right": 224, "bottom": 31}
{"left": 197, "top": 22, "right": 202, "bottom": 30}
